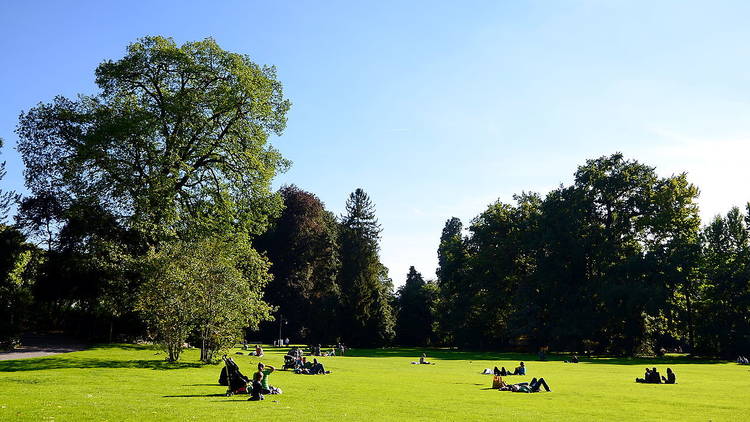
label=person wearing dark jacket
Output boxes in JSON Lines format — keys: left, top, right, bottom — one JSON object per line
{"left": 661, "top": 368, "right": 676, "bottom": 384}
{"left": 636, "top": 368, "right": 651, "bottom": 383}
{"left": 649, "top": 367, "right": 662, "bottom": 384}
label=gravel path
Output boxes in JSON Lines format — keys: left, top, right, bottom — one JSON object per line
{"left": 0, "top": 333, "right": 87, "bottom": 361}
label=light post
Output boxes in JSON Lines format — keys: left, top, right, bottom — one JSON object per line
{"left": 278, "top": 315, "right": 287, "bottom": 346}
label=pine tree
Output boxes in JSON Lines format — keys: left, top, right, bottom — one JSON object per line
{"left": 338, "top": 189, "right": 395, "bottom": 346}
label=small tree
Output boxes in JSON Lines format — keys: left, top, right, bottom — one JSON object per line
{"left": 192, "top": 238, "right": 274, "bottom": 362}
{"left": 136, "top": 244, "right": 195, "bottom": 361}
{"left": 136, "top": 238, "right": 274, "bottom": 362}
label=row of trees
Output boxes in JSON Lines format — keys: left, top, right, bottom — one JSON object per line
{"left": 2, "top": 35, "right": 748, "bottom": 358}
{"left": 255, "top": 186, "right": 395, "bottom": 346}
{"left": 426, "top": 154, "right": 750, "bottom": 356}
{"left": 0, "top": 36, "right": 397, "bottom": 359}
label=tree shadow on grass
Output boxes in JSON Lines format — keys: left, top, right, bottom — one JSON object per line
{"left": 343, "top": 348, "right": 727, "bottom": 365}
{"left": 0, "top": 356, "right": 202, "bottom": 372}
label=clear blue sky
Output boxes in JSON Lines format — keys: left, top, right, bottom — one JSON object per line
{"left": 2, "top": 0, "right": 749, "bottom": 283}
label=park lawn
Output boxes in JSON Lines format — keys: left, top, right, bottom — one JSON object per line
{"left": 0, "top": 345, "right": 747, "bottom": 421}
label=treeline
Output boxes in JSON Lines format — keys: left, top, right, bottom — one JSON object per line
{"left": 417, "top": 154, "right": 749, "bottom": 357}
{"left": 254, "top": 186, "right": 395, "bottom": 346}
{"left": 0, "top": 36, "right": 397, "bottom": 359}
{"left": 1, "top": 35, "right": 748, "bottom": 358}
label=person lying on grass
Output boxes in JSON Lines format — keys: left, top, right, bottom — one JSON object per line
{"left": 497, "top": 377, "right": 551, "bottom": 393}
{"left": 494, "top": 366, "right": 512, "bottom": 376}
{"left": 249, "top": 363, "right": 279, "bottom": 401}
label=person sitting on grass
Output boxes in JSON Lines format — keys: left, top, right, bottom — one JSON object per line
{"left": 636, "top": 368, "right": 651, "bottom": 383}
{"left": 494, "top": 366, "right": 511, "bottom": 376}
{"left": 249, "top": 362, "right": 276, "bottom": 401}
{"left": 650, "top": 367, "right": 662, "bottom": 384}
{"left": 499, "top": 377, "right": 551, "bottom": 393}
{"left": 513, "top": 362, "right": 526, "bottom": 375}
{"left": 661, "top": 368, "right": 676, "bottom": 384}
{"left": 254, "top": 345, "right": 264, "bottom": 357}
{"left": 636, "top": 367, "right": 662, "bottom": 384}
{"left": 737, "top": 356, "right": 749, "bottom": 365}
{"left": 310, "top": 358, "right": 329, "bottom": 374}
{"left": 419, "top": 353, "right": 431, "bottom": 364}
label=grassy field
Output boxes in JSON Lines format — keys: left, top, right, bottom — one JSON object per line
{"left": 0, "top": 344, "right": 747, "bottom": 421}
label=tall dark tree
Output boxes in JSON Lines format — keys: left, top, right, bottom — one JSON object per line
{"left": 697, "top": 206, "right": 750, "bottom": 356}
{"left": 435, "top": 217, "right": 469, "bottom": 345}
{"left": 338, "top": 188, "right": 395, "bottom": 346}
{"left": 395, "top": 266, "right": 436, "bottom": 346}
{"left": 256, "top": 185, "right": 341, "bottom": 343}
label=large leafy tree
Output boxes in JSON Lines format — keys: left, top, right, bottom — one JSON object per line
{"left": 256, "top": 185, "right": 341, "bottom": 343}
{"left": 15, "top": 36, "right": 290, "bottom": 339}
{"left": 16, "top": 36, "right": 290, "bottom": 244}
{"left": 338, "top": 188, "right": 395, "bottom": 346}
{"left": 697, "top": 206, "right": 750, "bottom": 356}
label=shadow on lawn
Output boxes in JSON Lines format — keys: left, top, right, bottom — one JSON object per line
{"left": 164, "top": 393, "right": 227, "bottom": 398}
{"left": 343, "top": 348, "right": 727, "bottom": 365}
{"left": 0, "top": 357, "right": 202, "bottom": 372}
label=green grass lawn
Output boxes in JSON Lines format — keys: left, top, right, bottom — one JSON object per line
{"left": 1, "top": 344, "right": 747, "bottom": 421}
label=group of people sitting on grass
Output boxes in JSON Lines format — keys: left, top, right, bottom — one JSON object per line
{"left": 310, "top": 344, "right": 337, "bottom": 357}
{"left": 737, "top": 356, "right": 749, "bottom": 365}
{"left": 283, "top": 348, "right": 330, "bottom": 374}
{"left": 293, "top": 357, "right": 330, "bottom": 375}
{"left": 493, "top": 361, "right": 525, "bottom": 376}
{"left": 636, "top": 367, "right": 676, "bottom": 384}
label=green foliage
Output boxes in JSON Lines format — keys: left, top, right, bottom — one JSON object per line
{"left": 14, "top": 36, "right": 290, "bottom": 342}
{"left": 256, "top": 185, "right": 341, "bottom": 343}
{"left": 696, "top": 206, "right": 750, "bottom": 356}
{"left": 339, "top": 189, "right": 395, "bottom": 346}
{"left": 0, "top": 225, "right": 38, "bottom": 348}
{"left": 17, "top": 36, "right": 290, "bottom": 244}
{"left": 136, "top": 238, "right": 274, "bottom": 362}
{"left": 435, "top": 153, "right": 706, "bottom": 355}
{"left": 435, "top": 217, "right": 469, "bottom": 344}
{"left": 395, "top": 266, "right": 437, "bottom": 346}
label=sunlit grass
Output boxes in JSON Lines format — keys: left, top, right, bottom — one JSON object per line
{"left": 0, "top": 344, "right": 747, "bottom": 421}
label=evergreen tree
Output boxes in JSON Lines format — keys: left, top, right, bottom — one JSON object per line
{"left": 338, "top": 188, "right": 395, "bottom": 346}
{"left": 435, "top": 217, "right": 469, "bottom": 345}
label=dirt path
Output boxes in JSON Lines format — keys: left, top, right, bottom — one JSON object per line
{"left": 0, "top": 333, "right": 88, "bottom": 361}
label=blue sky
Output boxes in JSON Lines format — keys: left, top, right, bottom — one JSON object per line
{"left": 1, "top": 1, "right": 749, "bottom": 283}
